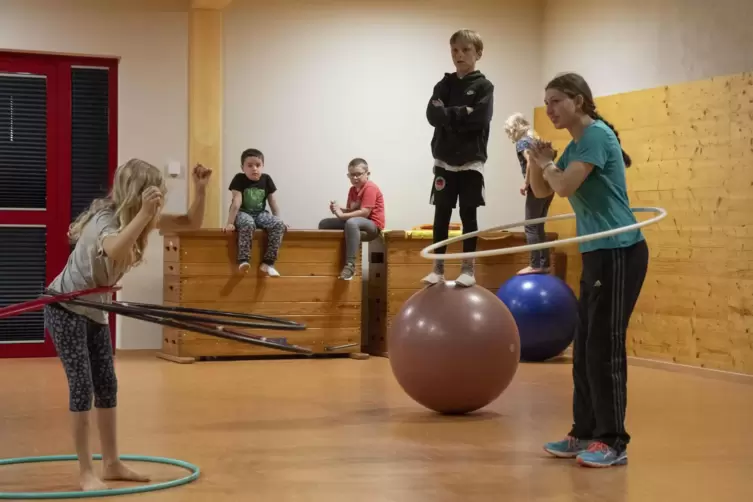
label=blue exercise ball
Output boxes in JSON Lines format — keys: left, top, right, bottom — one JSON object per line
{"left": 496, "top": 274, "right": 578, "bottom": 362}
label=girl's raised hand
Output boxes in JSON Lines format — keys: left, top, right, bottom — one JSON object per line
{"left": 140, "top": 186, "right": 164, "bottom": 217}
{"left": 192, "top": 164, "right": 213, "bottom": 187}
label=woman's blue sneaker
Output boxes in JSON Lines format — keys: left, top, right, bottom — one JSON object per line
{"left": 543, "top": 436, "right": 591, "bottom": 458}
{"left": 576, "top": 441, "right": 628, "bottom": 467}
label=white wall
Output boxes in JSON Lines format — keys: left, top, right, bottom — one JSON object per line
{"left": 541, "top": 0, "right": 753, "bottom": 97}
{"left": 0, "top": 0, "right": 189, "bottom": 350}
{"left": 223, "top": 0, "right": 544, "bottom": 233}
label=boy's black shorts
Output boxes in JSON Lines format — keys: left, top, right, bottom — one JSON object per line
{"left": 429, "top": 165, "right": 485, "bottom": 208}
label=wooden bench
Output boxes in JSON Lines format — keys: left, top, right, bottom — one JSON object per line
{"left": 364, "top": 230, "right": 568, "bottom": 357}
{"left": 157, "top": 229, "right": 364, "bottom": 363}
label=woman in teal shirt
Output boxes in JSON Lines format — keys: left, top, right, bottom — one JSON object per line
{"left": 527, "top": 72, "right": 649, "bottom": 468}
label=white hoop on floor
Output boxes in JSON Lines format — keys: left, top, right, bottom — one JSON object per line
{"left": 419, "top": 207, "right": 667, "bottom": 260}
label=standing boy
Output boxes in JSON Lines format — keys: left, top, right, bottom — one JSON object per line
{"left": 423, "top": 29, "right": 494, "bottom": 287}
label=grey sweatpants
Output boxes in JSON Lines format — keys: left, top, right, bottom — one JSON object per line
{"left": 318, "top": 217, "right": 380, "bottom": 263}
{"left": 524, "top": 190, "right": 554, "bottom": 269}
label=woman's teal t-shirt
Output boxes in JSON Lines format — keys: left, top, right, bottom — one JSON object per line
{"left": 555, "top": 120, "right": 644, "bottom": 253}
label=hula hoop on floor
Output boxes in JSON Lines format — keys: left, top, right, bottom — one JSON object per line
{"left": 419, "top": 207, "right": 667, "bottom": 261}
{"left": 0, "top": 454, "right": 199, "bottom": 499}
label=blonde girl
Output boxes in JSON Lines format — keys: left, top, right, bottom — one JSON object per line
{"left": 44, "top": 158, "right": 212, "bottom": 491}
{"left": 504, "top": 112, "right": 555, "bottom": 275}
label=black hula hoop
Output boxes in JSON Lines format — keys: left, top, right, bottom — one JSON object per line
{"left": 108, "top": 301, "right": 306, "bottom": 332}
{"left": 63, "top": 297, "right": 313, "bottom": 356}
{"left": 118, "top": 301, "right": 304, "bottom": 328}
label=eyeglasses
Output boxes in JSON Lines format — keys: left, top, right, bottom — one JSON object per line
{"left": 347, "top": 172, "right": 366, "bottom": 178}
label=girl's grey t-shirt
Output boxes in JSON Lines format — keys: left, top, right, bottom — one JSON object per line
{"left": 47, "top": 208, "right": 128, "bottom": 325}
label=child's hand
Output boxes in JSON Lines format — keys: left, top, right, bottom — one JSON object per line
{"left": 431, "top": 99, "right": 444, "bottom": 107}
{"left": 139, "top": 186, "right": 163, "bottom": 218}
{"left": 223, "top": 224, "right": 235, "bottom": 233}
{"left": 520, "top": 184, "right": 528, "bottom": 196}
{"left": 192, "top": 163, "right": 213, "bottom": 187}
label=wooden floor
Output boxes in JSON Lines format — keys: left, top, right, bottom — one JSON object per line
{"left": 2, "top": 352, "right": 753, "bottom": 501}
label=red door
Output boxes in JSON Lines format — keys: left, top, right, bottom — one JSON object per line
{"left": 0, "top": 52, "right": 118, "bottom": 358}
{"left": 0, "top": 57, "right": 68, "bottom": 358}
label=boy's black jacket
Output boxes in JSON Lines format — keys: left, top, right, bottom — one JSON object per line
{"left": 426, "top": 70, "right": 494, "bottom": 166}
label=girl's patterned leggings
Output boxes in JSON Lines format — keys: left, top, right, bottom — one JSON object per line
{"left": 43, "top": 305, "right": 117, "bottom": 412}
{"left": 235, "top": 211, "right": 286, "bottom": 265}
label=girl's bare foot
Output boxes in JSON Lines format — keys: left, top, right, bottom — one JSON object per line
{"left": 80, "top": 471, "right": 108, "bottom": 491}
{"left": 103, "top": 461, "right": 151, "bottom": 483}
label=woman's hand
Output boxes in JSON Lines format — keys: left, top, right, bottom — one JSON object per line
{"left": 528, "top": 140, "right": 556, "bottom": 168}
{"left": 223, "top": 224, "right": 235, "bottom": 233}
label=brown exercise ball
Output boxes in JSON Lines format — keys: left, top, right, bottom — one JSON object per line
{"left": 388, "top": 281, "right": 521, "bottom": 415}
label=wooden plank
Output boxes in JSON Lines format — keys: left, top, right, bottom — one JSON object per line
{"left": 166, "top": 276, "right": 361, "bottom": 303}
{"left": 164, "top": 300, "right": 359, "bottom": 316}
{"left": 162, "top": 302, "right": 360, "bottom": 328}
{"left": 169, "top": 261, "right": 353, "bottom": 278}
{"left": 168, "top": 326, "right": 361, "bottom": 357}
{"left": 177, "top": 244, "right": 352, "bottom": 265}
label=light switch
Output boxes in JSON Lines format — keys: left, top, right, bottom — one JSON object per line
{"left": 167, "top": 161, "right": 181, "bottom": 178}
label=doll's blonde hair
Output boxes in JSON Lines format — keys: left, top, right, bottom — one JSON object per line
{"left": 68, "top": 158, "right": 167, "bottom": 267}
{"left": 504, "top": 112, "right": 538, "bottom": 142}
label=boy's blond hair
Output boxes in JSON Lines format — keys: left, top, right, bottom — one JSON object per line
{"left": 450, "top": 29, "right": 483, "bottom": 55}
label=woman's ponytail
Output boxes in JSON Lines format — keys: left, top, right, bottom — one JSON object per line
{"left": 590, "top": 111, "right": 632, "bottom": 167}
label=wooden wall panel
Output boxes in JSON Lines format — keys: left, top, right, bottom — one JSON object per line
{"left": 158, "top": 229, "right": 363, "bottom": 362}
{"left": 534, "top": 71, "right": 753, "bottom": 374}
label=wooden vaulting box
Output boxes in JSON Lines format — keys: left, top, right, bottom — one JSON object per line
{"left": 364, "top": 229, "right": 568, "bottom": 356}
{"left": 158, "top": 229, "right": 362, "bottom": 363}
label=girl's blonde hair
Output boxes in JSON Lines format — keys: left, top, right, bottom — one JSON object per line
{"left": 504, "top": 112, "right": 538, "bottom": 142}
{"left": 68, "top": 158, "right": 167, "bottom": 267}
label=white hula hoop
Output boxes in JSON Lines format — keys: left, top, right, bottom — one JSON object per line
{"left": 419, "top": 207, "right": 667, "bottom": 261}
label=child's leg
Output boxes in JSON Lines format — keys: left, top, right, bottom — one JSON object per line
{"left": 82, "top": 320, "right": 149, "bottom": 482}
{"left": 234, "top": 212, "right": 256, "bottom": 272}
{"left": 43, "top": 305, "right": 106, "bottom": 491}
{"left": 338, "top": 217, "right": 379, "bottom": 280}
{"left": 577, "top": 240, "right": 649, "bottom": 467}
{"left": 520, "top": 191, "right": 554, "bottom": 274}
{"left": 421, "top": 203, "right": 452, "bottom": 284}
{"left": 456, "top": 170, "right": 485, "bottom": 287}
{"left": 423, "top": 166, "right": 457, "bottom": 285}
{"left": 254, "top": 211, "right": 286, "bottom": 276}
{"left": 318, "top": 217, "right": 346, "bottom": 231}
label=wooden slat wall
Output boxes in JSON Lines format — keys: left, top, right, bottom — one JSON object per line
{"left": 160, "top": 229, "right": 362, "bottom": 361}
{"left": 533, "top": 71, "right": 753, "bottom": 374}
